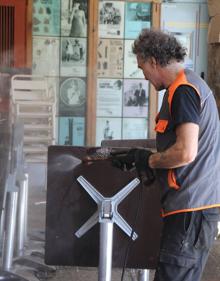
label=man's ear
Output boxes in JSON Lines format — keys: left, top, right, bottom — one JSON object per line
{"left": 150, "top": 57, "right": 157, "bottom": 67}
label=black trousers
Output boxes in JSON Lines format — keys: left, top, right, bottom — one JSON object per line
{"left": 154, "top": 208, "right": 220, "bottom": 281}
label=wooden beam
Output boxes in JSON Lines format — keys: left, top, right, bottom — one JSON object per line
{"left": 86, "top": 0, "right": 98, "bottom": 146}
{"left": 26, "top": 0, "right": 32, "bottom": 68}
{"left": 149, "top": 1, "right": 161, "bottom": 139}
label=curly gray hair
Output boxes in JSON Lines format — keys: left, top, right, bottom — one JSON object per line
{"left": 133, "top": 28, "right": 187, "bottom": 66}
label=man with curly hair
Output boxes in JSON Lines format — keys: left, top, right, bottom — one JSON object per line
{"left": 132, "top": 29, "right": 220, "bottom": 281}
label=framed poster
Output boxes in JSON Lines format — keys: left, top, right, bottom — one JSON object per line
{"left": 123, "top": 79, "right": 149, "bottom": 117}
{"left": 61, "top": 0, "right": 88, "bottom": 37}
{"left": 124, "top": 40, "right": 144, "bottom": 79}
{"left": 96, "top": 117, "right": 122, "bottom": 146}
{"left": 97, "top": 39, "right": 124, "bottom": 78}
{"left": 59, "top": 77, "right": 86, "bottom": 116}
{"left": 60, "top": 37, "right": 87, "bottom": 77}
{"left": 33, "top": 0, "right": 60, "bottom": 36}
{"left": 98, "top": 1, "right": 125, "bottom": 38}
{"left": 125, "top": 2, "right": 151, "bottom": 39}
{"left": 32, "top": 37, "right": 59, "bottom": 76}
{"left": 59, "top": 116, "right": 85, "bottom": 146}
{"left": 122, "top": 118, "right": 148, "bottom": 139}
{"left": 97, "top": 79, "right": 123, "bottom": 117}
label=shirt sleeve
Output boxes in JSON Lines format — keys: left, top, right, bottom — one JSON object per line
{"left": 171, "top": 85, "right": 201, "bottom": 127}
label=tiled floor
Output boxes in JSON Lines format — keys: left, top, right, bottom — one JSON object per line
{"left": 5, "top": 185, "right": 220, "bottom": 281}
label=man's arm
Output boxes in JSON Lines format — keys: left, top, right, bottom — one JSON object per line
{"left": 149, "top": 122, "right": 199, "bottom": 169}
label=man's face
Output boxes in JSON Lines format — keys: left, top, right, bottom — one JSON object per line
{"left": 137, "top": 56, "right": 165, "bottom": 91}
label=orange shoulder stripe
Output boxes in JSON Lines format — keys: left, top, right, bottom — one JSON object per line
{"left": 168, "top": 69, "right": 200, "bottom": 114}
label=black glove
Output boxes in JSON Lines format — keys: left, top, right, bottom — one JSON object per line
{"left": 111, "top": 149, "right": 137, "bottom": 171}
{"left": 111, "top": 148, "right": 155, "bottom": 185}
{"left": 134, "top": 149, "right": 155, "bottom": 185}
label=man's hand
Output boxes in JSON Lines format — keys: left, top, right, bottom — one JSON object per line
{"left": 110, "top": 149, "right": 137, "bottom": 171}
{"left": 111, "top": 148, "right": 155, "bottom": 185}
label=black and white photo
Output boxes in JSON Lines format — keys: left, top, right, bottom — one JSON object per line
{"left": 99, "top": 1, "right": 124, "bottom": 38}
{"left": 59, "top": 77, "right": 86, "bottom": 116}
{"left": 61, "top": 0, "right": 88, "bottom": 37}
{"left": 123, "top": 79, "right": 149, "bottom": 117}
{"left": 60, "top": 37, "right": 87, "bottom": 77}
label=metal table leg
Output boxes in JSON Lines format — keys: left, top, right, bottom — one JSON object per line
{"left": 2, "top": 191, "right": 18, "bottom": 270}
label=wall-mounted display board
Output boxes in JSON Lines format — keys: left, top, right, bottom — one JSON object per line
{"left": 33, "top": 0, "right": 60, "bottom": 36}
{"left": 58, "top": 117, "right": 85, "bottom": 146}
{"left": 123, "top": 39, "right": 145, "bottom": 79}
{"left": 160, "top": 2, "right": 208, "bottom": 77}
{"left": 123, "top": 79, "right": 149, "bottom": 117}
{"left": 59, "top": 77, "right": 86, "bottom": 116}
{"left": 60, "top": 37, "right": 87, "bottom": 77}
{"left": 32, "top": 0, "right": 161, "bottom": 146}
{"left": 122, "top": 118, "right": 148, "bottom": 140}
{"left": 97, "top": 39, "right": 124, "bottom": 78}
{"left": 96, "top": 117, "right": 122, "bottom": 145}
{"left": 98, "top": 1, "right": 125, "bottom": 38}
{"left": 125, "top": 2, "right": 151, "bottom": 39}
{"left": 32, "top": 37, "right": 60, "bottom": 76}
{"left": 61, "top": 0, "right": 88, "bottom": 37}
{"left": 96, "top": 78, "right": 123, "bottom": 117}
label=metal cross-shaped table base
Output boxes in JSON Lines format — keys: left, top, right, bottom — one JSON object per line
{"left": 75, "top": 176, "right": 141, "bottom": 281}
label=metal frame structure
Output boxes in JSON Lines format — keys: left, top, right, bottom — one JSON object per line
{"left": 75, "top": 175, "right": 150, "bottom": 281}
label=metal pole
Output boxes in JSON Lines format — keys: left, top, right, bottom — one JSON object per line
{"left": 16, "top": 177, "right": 27, "bottom": 257}
{"left": 0, "top": 192, "right": 7, "bottom": 253}
{"left": 24, "top": 173, "right": 29, "bottom": 242}
{"left": 138, "top": 269, "right": 150, "bottom": 281}
{"left": 98, "top": 221, "right": 114, "bottom": 281}
{"left": 2, "top": 191, "right": 18, "bottom": 270}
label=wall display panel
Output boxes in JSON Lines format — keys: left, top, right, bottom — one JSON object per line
{"left": 96, "top": 117, "right": 122, "bottom": 146}
{"left": 123, "top": 40, "right": 144, "bottom": 79}
{"left": 97, "top": 39, "right": 124, "bottom": 78}
{"left": 33, "top": 0, "right": 61, "bottom": 36}
{"left": 161, "top": 3, "right": 208, "bottom": 75}
{"left": 125, "top": 2, "right": 151, "bottom": 39}
{"left": 123, "top": 79, "right": 149, "bottom": 117}
{"left": 61, "top": 0, "right": 88, "bottom": 37}
{"left": 32, "top": 36, "right": 60, "bottom": 76}
{"left": 58, "top": 116, "right": 85, "bottom": 146}
{"left": 96, "top": 79, "right": 123, "bottom": 117}
{"left": 123, "top": 118, "right": 148, "bottom": 139}
{"left": 60, "top": 37, "right": 87, "bottom": 77}
{"left": 98, "top": 1, "right": 125, "bottom": 39}
{"left": 59, "top": 77, "right": 86, "bottom": 116}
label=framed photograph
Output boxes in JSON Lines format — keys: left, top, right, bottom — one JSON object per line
{"left": 123, "top": 79, "right": 149, "bottom": 117}
{"left": 60, "top": 37, "right": 87, "bottom": 77}
{"left": 122, "top": 118, "right": 148, "bottom": 139}
{"left": 32, "top": 36, "right": 59, "bottom": 76}
{"left": 61, "top": 0, "right": 88, "bottom": 37}
{"left": 59, "top": 77, "right": 86, "bottom": 116}
{"left": 124, "top": 40, "right": 144, "bottom": 79}
{"left": 96, "top": 117, "right": 122, "bottom": 146}
{"left": 58, "top": 116, "right": 85, "bottom": 146}
{"left": 98, "top": 1, "right": 125, "bottom": 38}
{"left": 33, "top": 0, "right": 60, "bottom": 36}
{"left": 97, "top": 79, "right": 123, "bottom": 117}
{"left": 125, "top": 2, "right": 151, "bottom": 39}
{"left": 97, "top": 39, "right": 124, "bottom": 78}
